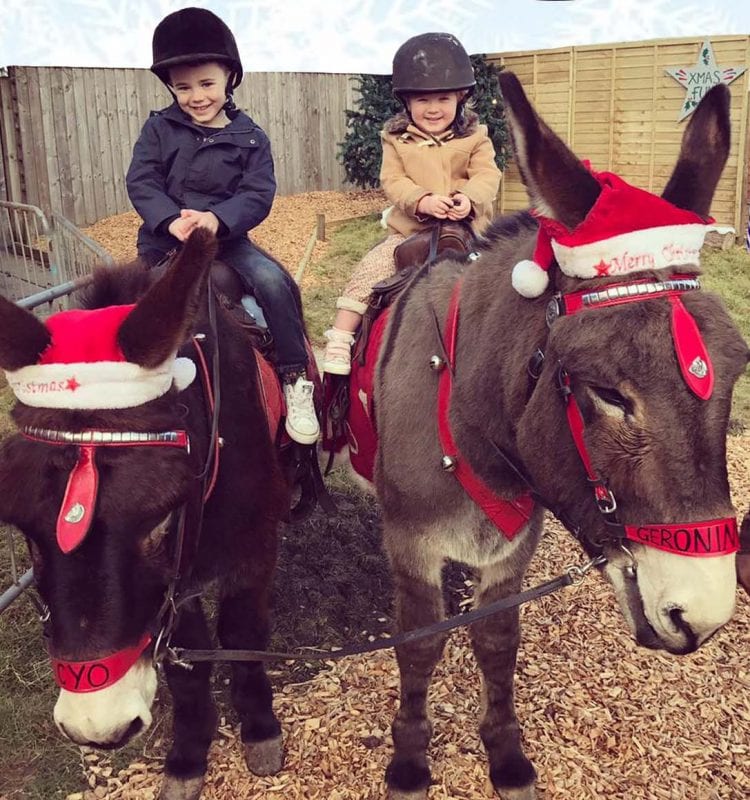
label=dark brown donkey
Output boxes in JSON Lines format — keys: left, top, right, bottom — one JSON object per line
{"left": 370, "top": 75, "right": 749, "bottom": 799}
{"left": 0, "top": 231, "right": 288, "bottom": 800}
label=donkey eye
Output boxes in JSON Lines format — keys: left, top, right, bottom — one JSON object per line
{"left": 590, "top": 386, "right": 631, "bottom": 413}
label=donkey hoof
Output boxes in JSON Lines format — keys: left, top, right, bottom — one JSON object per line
{"left": 496, "top": 787, "right": 536, "bottom": 800}
{"left": 243, "top": 734, "right": 284, "bottom": 776}
{"left": 159, "top": 774, "right": 205, "bottom": 800}
{"left": 385, "top": 759, "right": 431, "bottom": 799}
{"left": 490, "top": 752, "right": 536, "bottom": 800}
{"left": 387, "top": 790, "right": 429, "bottom": 800}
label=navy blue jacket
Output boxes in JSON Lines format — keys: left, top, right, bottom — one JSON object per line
{"left": 126, "top": 103, "right": 276, "bottom": 256}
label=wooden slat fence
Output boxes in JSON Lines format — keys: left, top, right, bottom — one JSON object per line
{"left": 1, "top": 36, "right": 748, "bottom": 233}
{"left": 488, "top": 34, "right": 750, "bottom": 234}
{"left": 0, "top": 67, "right": 358, "bottom": 227}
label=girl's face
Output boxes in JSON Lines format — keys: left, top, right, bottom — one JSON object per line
{"left": 406, "top": 91, "right": 462, "bottom": 135}
{"left": 169, "top": 62, "right": 230, "bottom": 126}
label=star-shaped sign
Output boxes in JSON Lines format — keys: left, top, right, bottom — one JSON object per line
{"left": 665, "top": 40, "right": 746, "bottom": 122}
{"left": 66, "top": 376, "right": 80, "bottom": 392}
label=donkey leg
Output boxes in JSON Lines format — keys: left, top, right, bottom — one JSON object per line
{"left": 470, "top": 562, "right": 536, "bottom": 800}
{"left": 385, "top": 548, "right": 446, "bottom": 800}
{"left": 218, "top": 578, "right": 283, "bottom": 776}
{"left": 160, "top": 599, "right": 217, "bottom": 800}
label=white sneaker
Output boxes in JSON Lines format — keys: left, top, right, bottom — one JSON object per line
{"left": 322, "top": 328, "right": 355, "bottom": 375}
{"left": 283, "top": 376, "right": 320, "bottom": 445}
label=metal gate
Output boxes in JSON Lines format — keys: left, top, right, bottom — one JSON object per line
{"left": 0, "top": 201, "right": 113, "bottom": 315}
{"left": 0, "top": 201, "right": 115, "bottom": 614}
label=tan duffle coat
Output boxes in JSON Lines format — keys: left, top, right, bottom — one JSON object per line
{"left": 379, "top": 110, "right": 501, "bottom": 237}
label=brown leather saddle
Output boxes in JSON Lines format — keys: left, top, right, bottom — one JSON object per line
{"left": 393, "top": 220, "right": 477, "bottom": 272}
{"left": 355, "top": 221, "right": 477, "bottom": 365}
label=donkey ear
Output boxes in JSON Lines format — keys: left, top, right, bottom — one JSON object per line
{"left": 661, "top": 83, "right": 731, "bottom": 217}
{"left": 498, "top": 71, "right": 601, "bottom": 230}
{"left": 0, "top": 295, "right": 51, "bottom": 371}
{"left": 118, "top": 228, "right": 218, "bottom": 368}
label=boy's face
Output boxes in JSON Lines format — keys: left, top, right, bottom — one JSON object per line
{"left": 406, "top": 91, "right": 462, "bottom": 135}
{"left": 169, "top": 62, "right": 230, "bottom": 126}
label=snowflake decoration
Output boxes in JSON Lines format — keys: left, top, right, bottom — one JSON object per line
{"left": 553, "top": 0, "right": 734, "bottom": 48}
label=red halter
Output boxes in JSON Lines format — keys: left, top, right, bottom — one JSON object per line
{"left": 552, "top": 275, "right": 737, "bottom": 556}
{"left": 51, "top": 632, "right": 153, "bottom": 693}
{"left": 20, "top": 427, "right": 190, "bottom": 554}
{"left": 18, "top": 427, "right": 192, "bottom": 692}
{"left": 436, "top": 273, "right": 737, "bottom": 557}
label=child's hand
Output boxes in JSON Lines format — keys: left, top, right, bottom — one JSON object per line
{"left": 447, "top": 193, "right": 471, "bottom": 221}
{"left": 417, "top": 194, "right": 453, "bottom": 219}
{"left": 181, "top": 209, "right": 220, "bottom": 235}
{"left": 168, "top": 216, "right": 197, "bottom": 242}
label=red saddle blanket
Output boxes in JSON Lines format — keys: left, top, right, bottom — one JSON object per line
{"left": 322, "top": 310, "right": 390, "bottom": 482}
{"left": 254, "top": 339, "right": 322, "bottom": 446}
{"left": 254, "top": 350, "right": 285, "bottom": 442}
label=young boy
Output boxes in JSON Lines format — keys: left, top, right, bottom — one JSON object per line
{"left": 126, "top": 7, "right": 319, "bottom": 445}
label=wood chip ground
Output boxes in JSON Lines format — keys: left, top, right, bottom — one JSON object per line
{"left": 76, "top": 193, "right": 750, "bottom": 799}
{"left": 71, "top": 434, "right": 750, "bottom": 800}
{"left": 81, "top": 190, "right": 387, "bottom": 269}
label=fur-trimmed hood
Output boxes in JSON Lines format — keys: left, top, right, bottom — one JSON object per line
{"left": 383, "top": 108, "right": 480, "bottom": 138}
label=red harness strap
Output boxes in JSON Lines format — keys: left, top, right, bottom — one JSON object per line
{"left": 437, "top": 281, "right": 534, "bottom": 539}
{"left": 51, "top": 632, "right": 152, "bottom": 693}
{"left": 559, "top": 368, "right": 737, "bottom": 556}
{"left": 624, "top": 518, "right": 738, "bottom": 557}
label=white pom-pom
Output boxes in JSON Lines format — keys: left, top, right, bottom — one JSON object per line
{"left": 511, "top": 259, "right": 549, "bottom": 298}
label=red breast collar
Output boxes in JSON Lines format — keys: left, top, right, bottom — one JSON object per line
{"left": 437, "top": 280, "right": 534, "bottom": 539}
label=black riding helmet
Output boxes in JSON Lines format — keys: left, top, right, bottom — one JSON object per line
{"left": 151, "top": 7, "right": 243, "bottom": 91}
{"left": 392, "top": 32, "right": 475, "bottom": 97}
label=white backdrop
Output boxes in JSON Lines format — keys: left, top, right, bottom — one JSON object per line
{"left": 2, "top": 0, "right": 748, "bottom": 73}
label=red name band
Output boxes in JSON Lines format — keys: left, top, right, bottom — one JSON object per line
{"left": 624, "top": 517, "right": 738, "bottom": 557}
{"left": 51, "top": 633, "right": 152, "bottom": 693}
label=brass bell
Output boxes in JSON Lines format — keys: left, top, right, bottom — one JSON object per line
{"left": 441, "top": 455, "right": 457, "bottom": 472}
{"left": 429, "top": 355, "right": 446, "bottom": 371}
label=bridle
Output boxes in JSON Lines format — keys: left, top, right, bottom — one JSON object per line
{"left": 22, "top": 288, "right": 222, "bottom": 693}
{"left": 524, "top": 273, "right": 739, "bottom": 556}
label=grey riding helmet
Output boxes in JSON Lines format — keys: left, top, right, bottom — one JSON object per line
{"left": 391, "top": 33, "right": 475, "bottom": 97}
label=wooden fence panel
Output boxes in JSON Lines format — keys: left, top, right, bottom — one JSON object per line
{"left": 1, "top": 39, "right": 747, "bottom": 235}
{"left": 492, "top": 35, "right": 750, "bottom": 234}
{"left": 0, "top": 67, "right": 359, "bottom": 226}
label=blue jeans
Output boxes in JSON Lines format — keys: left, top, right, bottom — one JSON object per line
{"left": 142, "top": 238, "right": 308, "bottom": 375}
{"left": 218, "top": 238, "right": 308, "bottom": 375}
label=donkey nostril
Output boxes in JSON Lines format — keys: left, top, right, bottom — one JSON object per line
{"left": 668, "top": 606, "right": 686, "bottom": 631}
{"left": 665, "top": 606, "right": 699, "bottom": 653}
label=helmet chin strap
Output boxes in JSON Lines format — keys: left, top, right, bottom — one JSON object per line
{"left": 222, "top": 90, "right": 236, "bottom": 114}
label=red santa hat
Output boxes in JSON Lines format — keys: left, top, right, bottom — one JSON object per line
{"left": 4, "top": 304, "right": 196, "bottom": 409}
{"left": 511, "top": 168, "right": 712, "bottom": 298}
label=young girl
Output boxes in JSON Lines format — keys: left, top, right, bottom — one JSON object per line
{"left": 322, "top": 32, "right": 501, "bottom": 375}
{"left": 126, "top": 7, "right": 319, "bottom": 445}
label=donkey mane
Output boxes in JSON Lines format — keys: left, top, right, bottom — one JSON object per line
{"left": 481, "top": 210, "right": 538, "bottom": 246}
